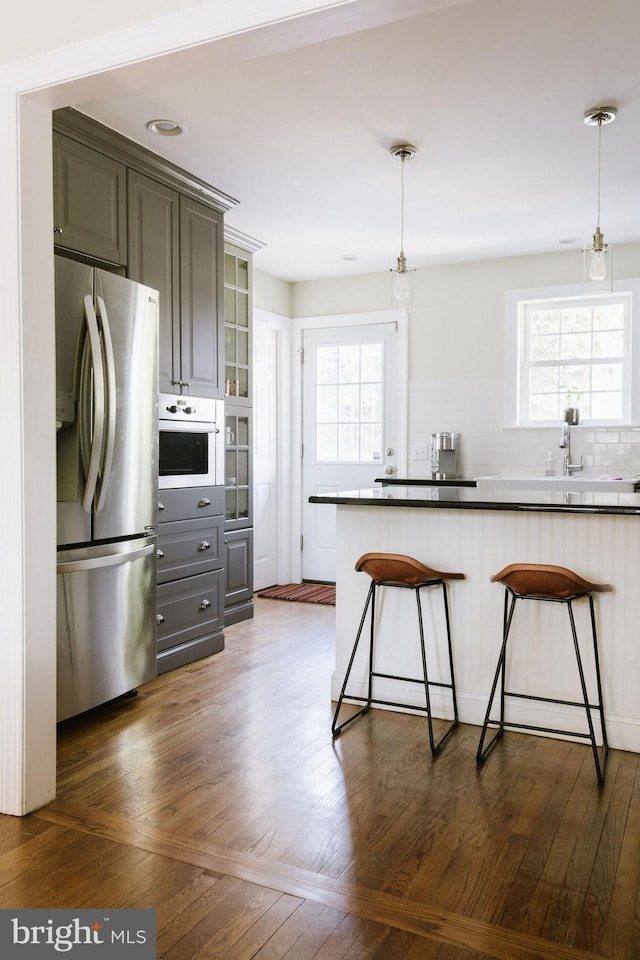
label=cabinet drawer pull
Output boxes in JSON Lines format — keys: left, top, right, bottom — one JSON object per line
{"left": 199, "top": 599, "right": 211, "bottom": 610}
{"left": 156, "top": 614, "right": 165, "bottom": 625}
{"left": 197, "top": 498, "right": 211, "bottom": 508}
{"left": 158, "top": 502, "right": 165, "bottom": 511}
{"left": 157, "top": 549, "right": 164, "bottom": 559}
{"left": 198, "top": 541, "right": 211, "bottom": 551}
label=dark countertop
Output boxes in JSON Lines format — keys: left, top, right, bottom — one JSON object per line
{"left": 375, "top": 476, "right": 477, "bottom": 487}
{"left": 309, "top": 484, "right": 640, "bottom": 516}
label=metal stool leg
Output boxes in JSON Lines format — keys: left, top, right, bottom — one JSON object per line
{"left": 416, "top": 583, "right": 459, "bottom": 755}
{"left": 476, "top": 590, "right": 517, "bottom": 763}
{"left": 567, "top": 598, "right": 607, "bottom": 784}
{"left": 332, "top": 581, "right": 376, "bottom": 737}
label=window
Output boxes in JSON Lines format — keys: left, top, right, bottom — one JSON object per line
{"left": 315, "top": 341, "right": 383, "bottom": 462}
{"left": 505, "top": 281, "right": 640, "bottom": 427}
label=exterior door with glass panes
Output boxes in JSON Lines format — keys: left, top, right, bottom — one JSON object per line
{"left": 302, "top": 321, "right": 399, "bottom": 582}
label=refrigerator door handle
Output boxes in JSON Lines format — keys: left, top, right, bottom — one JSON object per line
{"left": 57, "top": 540, "right": 155, "bottom": 574}
{"left": 80, "top": 294, "right": 106, "bottom": 514}
{"left": 94, "top": 295, "right": 117, "bottom": 512}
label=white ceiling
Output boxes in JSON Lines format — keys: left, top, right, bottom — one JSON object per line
{"left": 76, "top": 0, "right": 640, "bottom": 282}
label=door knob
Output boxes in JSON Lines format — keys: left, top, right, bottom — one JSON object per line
{"left": 386, "top": 447, "right": 395, "bottom": 456}
{"left": 384, "top": 465, "right": 397, "bottom": 475}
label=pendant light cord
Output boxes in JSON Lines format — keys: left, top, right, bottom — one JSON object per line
{"left": 596, "top": 118, "right": 602, "bottom": 230}
{"left": 399, "top": 155, "right": 406, "bottom": 255}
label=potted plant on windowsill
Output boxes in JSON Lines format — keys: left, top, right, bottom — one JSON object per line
{"left": 562, "top": 387, "right": 582, "bottom": 425}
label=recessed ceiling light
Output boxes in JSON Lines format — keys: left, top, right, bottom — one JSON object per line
{"left": 341, "top": 254, "right": 359, "bottom": 261}
{"left": 558, "top": 237, "right": 581, "bottom": 245}
{"left": 146, "top": 119, "right": 186, "bottom": 137}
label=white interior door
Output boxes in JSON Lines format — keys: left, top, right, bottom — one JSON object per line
{"left": 302, "top": 319, "right": 402, "bottom": 582}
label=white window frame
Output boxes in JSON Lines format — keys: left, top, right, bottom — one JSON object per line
{"left": 504, "top": 279, "right": 640, "bottom": 428}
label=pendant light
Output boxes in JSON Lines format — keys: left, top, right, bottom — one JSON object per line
{"left": 583, "top": 105, "right": 617, "bottom": 295}
{"left": 389, "top": 142, "right": 417, "bottom": 310}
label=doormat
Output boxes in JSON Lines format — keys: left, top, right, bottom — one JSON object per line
{"left": 257, "top": 583, "right": 336, "bottom": 605}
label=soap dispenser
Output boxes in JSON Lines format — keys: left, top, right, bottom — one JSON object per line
{"left": 545, "top": 451, "right": 556, "bottom": 477}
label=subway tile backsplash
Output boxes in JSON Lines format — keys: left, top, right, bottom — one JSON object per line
{"left": 409, "top": 377, "right": 640, "bottom": 479}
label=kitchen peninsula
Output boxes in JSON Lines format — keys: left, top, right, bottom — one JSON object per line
{"left": 311, "top": 485, "right": 640, "bottom": 753}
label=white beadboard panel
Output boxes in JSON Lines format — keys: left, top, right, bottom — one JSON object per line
{"left": 333, "top": 504, "right": 640, "bottom": 752}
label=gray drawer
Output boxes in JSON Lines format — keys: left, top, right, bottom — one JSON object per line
{"left": 157, "top": 516, "right": 223, "bottom": 583}
{"left": 157, "top": 485, "right": 224, "bottom": 522}
{"left": 156, "top": 570, "right": 223, "bottom": 654}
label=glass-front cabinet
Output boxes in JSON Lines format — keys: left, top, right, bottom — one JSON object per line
{"left": 224, "top": 241, "right": 253, "bottom": 625}
{"left": 224, "top": 247, "right": 251, "bottom": 403}
{"left": 225, "top": 408, "right": 251, "bottom": 529}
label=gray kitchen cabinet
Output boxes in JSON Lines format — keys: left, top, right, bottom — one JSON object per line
{"left": 224, "top": 244, "right": 251, "bottom": 403}
{"left": 156, "top": 571, "right": 224, "bottom": 671}
{"left": 179, "top": 197, "right": 224, "bottom": 399}
{"left": 223, "top": 240, "right": 254, "bottom": 624}
{"left": 156, "top": 485, "right": 225, "bottom": 673}
{"left": 128, "top": 172, "right": 224, "bottom": 399}
{"left": 224, "top": 528, "right": 254, "bottom": 625}
{"left": 224, "top": 405, "right": 254, "bottom": 624}
{"left": 53, "top": 132, "right": 127, "bottom": 264}
{"left": 127, "top": 171, "right": 180, "bottom": 398}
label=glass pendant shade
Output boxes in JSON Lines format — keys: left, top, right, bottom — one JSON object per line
{"left": 583, "top": 240, "right": 613, "bottom": 295}
{"left": 390, "top": 252, "right": 415, "bottom": 310}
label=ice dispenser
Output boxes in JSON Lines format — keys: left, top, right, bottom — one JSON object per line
{"left": 430, "top": 432, "right": 459, "bottom": 480}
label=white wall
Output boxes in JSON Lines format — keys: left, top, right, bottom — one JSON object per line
{"left": 292, "top": 242, "right": 640, "bottom": 479}
{"left": 253, "top": 268, "right": 292, "bottom": 317}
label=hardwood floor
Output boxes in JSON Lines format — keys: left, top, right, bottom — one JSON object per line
{"left": 1, "top": 597, "right": 638, "bottom": 958}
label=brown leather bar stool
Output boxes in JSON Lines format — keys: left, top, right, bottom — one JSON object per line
{"left": 332, "top": 552, "right": 464, "bottom": 754}
{"left": 476, "top": 563, "right": 611, "bottom": 783}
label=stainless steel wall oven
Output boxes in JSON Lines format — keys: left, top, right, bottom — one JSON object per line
{"left": 158, "top": 393, "right": 224, "bottom": 489}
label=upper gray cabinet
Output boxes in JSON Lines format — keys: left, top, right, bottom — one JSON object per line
{"left": 127, "top": 172, "right": 179, "bottom": 395}
{"left": 128, "top": 171, "right": 224, "bottom": 399}
{"left": 53, "top": 132, "right": 127, "bottom": 265}
{"left": 179, "top": 197, "right": 224, "bottom": 399}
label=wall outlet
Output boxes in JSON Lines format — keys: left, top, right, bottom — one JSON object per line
{"left": 412, "top": 444, "right": 429, "bottom": 460}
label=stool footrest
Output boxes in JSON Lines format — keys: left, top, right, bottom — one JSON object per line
{"left": 480, "top": 718, "right": 604, "bottom": 742}
{"left": 504, "top": 690, "right": 604, "bottom": 712}
{"left": 371, "top": 671, "right": 455, "bottom": 692}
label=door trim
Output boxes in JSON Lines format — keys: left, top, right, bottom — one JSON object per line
{"left": 253, "top": 307, "right": 294, "bottom": 587}
{"left": 292, "top": 309, "right": 408, "bottom": 584}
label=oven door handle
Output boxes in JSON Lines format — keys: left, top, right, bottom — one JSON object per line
{"left": 94, "top": 295, "right": 117, "bottom": 512}
{"left": 79, "top": 295, "right": 105, "bottom": 514}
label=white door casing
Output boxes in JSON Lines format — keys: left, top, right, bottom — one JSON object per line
{"left": 297, "top": 310, "right": 407, "bottom": 582}
{"left": 253, "top": 319, "right": 279, "bottom": 590}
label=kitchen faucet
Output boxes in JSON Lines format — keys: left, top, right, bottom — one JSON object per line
{"left": 558, "top": 416, "right": 583, "bottom": 476}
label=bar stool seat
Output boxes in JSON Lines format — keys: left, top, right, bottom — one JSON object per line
{"left": 476, "top": 562, "right": 611, "bottom": 783}
{"left": 332, "top": 552, "right": 464, "bottom": 754}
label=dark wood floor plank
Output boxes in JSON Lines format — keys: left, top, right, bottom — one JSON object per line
{"left": 251, "top": 899, "right": 343, "bottom": 960}
{"left": 210, "top": 892, "right": 304, "bottom": 960}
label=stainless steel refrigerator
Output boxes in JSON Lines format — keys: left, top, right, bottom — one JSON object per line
{"left": 55, "top": 256, "right": 159, "bottom": 721}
